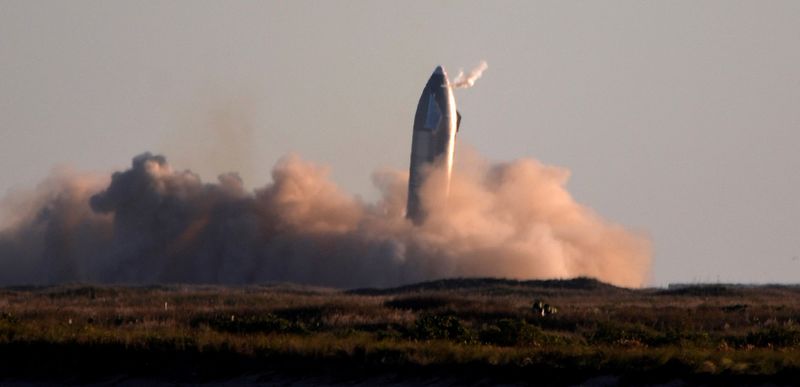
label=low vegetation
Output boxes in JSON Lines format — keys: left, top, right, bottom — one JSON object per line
{"left": 1, "top": 279, "right": 799, "bottom": 384}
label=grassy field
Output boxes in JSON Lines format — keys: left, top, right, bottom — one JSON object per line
{"left": 1, "top": 278, "right": 799, "bottom": 385}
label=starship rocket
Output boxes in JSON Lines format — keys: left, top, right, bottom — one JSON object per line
{"left": 406, "top": 66, "right": 461, "bottom": 224}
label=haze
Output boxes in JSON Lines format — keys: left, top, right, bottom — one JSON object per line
{"left": 1, "top": 1, "right": 798, "bottom": 286}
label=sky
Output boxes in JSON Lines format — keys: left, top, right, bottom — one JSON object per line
{"left": 0, "top": 1, "right": 798, "bottom": 286}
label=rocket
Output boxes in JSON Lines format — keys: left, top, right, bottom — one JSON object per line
{"left": 406, "top": 66, "right": 461, "bottom": 224}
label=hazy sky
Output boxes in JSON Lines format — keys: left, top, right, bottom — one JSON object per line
{"left": 1, "top": 1, "right": 798, "bottom": 285}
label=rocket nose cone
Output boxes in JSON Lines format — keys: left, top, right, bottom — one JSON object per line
{"left": 432, "top": 66, "right": 450, "bottom": 87}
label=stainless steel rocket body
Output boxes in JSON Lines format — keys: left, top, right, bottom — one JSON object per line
{"left": 406, "top": 66, "right": 459, "bottom": 224}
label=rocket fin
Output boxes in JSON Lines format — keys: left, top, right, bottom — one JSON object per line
{"left": 456, "top": 111, "right": 462, "bottom": 132}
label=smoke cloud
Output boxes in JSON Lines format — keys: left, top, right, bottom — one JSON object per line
{"left": 452, "top": 61, "right": 489, "bottom": 89}
{"left": 0, "top": 150, "right": 650, "bottom": 288}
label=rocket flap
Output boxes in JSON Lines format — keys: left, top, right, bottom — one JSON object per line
{"left": 456, "top": 111, "right": 462, "bottom": 132}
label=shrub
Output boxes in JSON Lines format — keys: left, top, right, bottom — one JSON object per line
{"left": 272, "top": 306, "right": 325, "bottom": 331}
{"left": 745, "top": 326, "right": 800, "bottom": 348}
{"left": 479, "top": 319, "right": 545, "bottom": 346}
{"left": 657, "top": 285, "right": 737, "bottom": 297}
{"left": 586, "top": 321, "right": 663, "bottom": 346}
{"left": 384, "top": 296, "right": 450, "bottom": 311}
{"left": 193, "top": 313, "right": 296, "bottom": 334}
{"left": 0, "top": 312, "right": 18, "bottom": 324}
{"left": 412, "top": 314, "right": 474, "bottom": 343}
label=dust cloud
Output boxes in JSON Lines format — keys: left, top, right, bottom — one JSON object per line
{"left": 0, "top": 149, "right": 650, "bottom": 288}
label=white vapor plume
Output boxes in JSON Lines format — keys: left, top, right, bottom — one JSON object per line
{"left": 452, "top": 60, "right": 489, "bottom": 89}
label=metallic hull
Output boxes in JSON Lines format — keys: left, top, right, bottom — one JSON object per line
{"left": 407, "top": 66, "right": 459, "bottom": 224}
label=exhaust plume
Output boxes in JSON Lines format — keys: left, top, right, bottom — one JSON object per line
{"left": 452, "top": 61, "right": 489, "bottom": 89}
{"left": 0, "top": 149, "right": 650, "bottom": 288}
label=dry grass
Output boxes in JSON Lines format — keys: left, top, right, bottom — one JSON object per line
{"left": 1, "top": 280, "right": 799, "bottom": 384}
